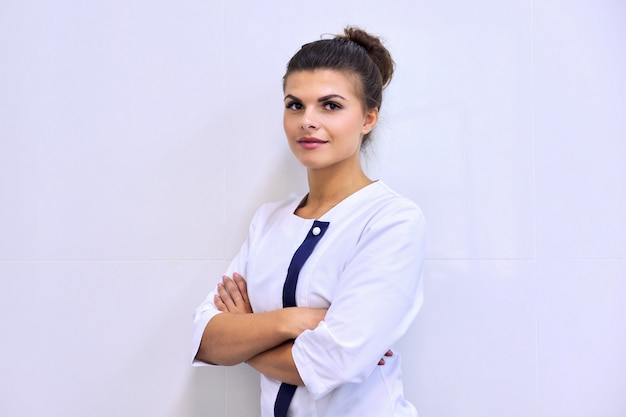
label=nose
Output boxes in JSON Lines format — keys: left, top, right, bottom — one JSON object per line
{"left": 300, "top": 110, "right": 319, "bottom": 130}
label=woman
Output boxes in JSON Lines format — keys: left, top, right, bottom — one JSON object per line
{"left": 192, "top": 26, "right": 425, "bottom": 417}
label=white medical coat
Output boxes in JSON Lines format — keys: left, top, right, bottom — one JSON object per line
{"left": 192, "top": 181, "right": 425, "bottom": 417}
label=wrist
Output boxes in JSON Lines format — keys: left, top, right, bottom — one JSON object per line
{"left": 278, "top": 307, "right": 299, "bottom": 339}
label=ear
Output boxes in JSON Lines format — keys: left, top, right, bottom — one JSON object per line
{"left": 361, "top": 108, "right": 379, "bottom": 135}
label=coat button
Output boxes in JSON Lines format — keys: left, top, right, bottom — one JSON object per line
{"left": 312, "top": 226, "right": 321, "bottom": 236}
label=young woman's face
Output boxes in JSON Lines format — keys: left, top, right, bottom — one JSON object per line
{"left": 283, "top": 70, "right": 378, "bottom": 171}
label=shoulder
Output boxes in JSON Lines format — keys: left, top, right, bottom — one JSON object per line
{"left": 246, "top": 193, "right": 302, "bottom": 233}
{"left": 366, "top": 181, "right": 425, "bottom": 224}
{"left": 334, "top": 181, "right": 425, "bottom": 247}
{"left": 352, "top": 183, "right": 426, "bottom": 260}
{"left": 254, "top": 194, "right": 301, "bottom": 219}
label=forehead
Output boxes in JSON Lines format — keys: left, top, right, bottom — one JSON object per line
{"left": 283, "top": 69, "right": 360, "bottom": 98}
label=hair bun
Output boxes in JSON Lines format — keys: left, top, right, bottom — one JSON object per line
{"left": 339, "top": 26, "right": 394, "bottom": 88}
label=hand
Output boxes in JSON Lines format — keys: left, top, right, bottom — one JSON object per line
{"left": 286, "top": 307, "right": 327, "bottom": 339}
{"left": 215, "top": 272, "right": 253, "bottom": 314}
{"left": 377, "top": 349, "right": 393, "bottom": 366}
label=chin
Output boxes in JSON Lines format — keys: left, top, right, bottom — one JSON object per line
{"left": 295, "top": 158, "right": 329, "bottom": 171}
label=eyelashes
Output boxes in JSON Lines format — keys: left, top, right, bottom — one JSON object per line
{"left": 284, "top": 101, "right": 342, "bottom": 111}
{"left": 323, "top": 101, "right": 342, "bottom": 110}
{"left": 285, "top": 101, "right": 303, "bottom": 110}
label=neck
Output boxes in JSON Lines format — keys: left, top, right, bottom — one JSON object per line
{"left": 297, "top": 160, "right": 372, "bottom": 219}
{"left": 307, "top": 169, "right": 371, "bottom": 201}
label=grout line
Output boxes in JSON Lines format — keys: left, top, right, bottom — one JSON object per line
{"left": 423, "top": 257, "right": 626, "bottom": 261}
{"left": 1, "top": 257, "right": 624, "bottom": 264}
{"left": 221, "top": 1, "right": 229, "bottom": 413}
{"left": 530, "top": 1, "right": 540, "bottom": 416}
{"left": 0, "top": 259, "right": 234, "bottom": 263}
{"left": 530, "top": 3, "right": 538, "bottom": 263}
{"left": 220, "top": 0, "right": 228, "bottom": 240}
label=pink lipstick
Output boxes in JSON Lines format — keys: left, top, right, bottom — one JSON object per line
{"left": 297, "top": 137, "right": 328, "bottom": 149}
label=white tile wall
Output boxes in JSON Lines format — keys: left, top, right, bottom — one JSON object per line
{"left": 375, "top": 0, "right": 536, "bottom": 260}
{"left": 533, "top": 1, "right": 626, "bottom": 259}
{"left": 0, "top": 0, "right": 227, "bottom": 261}
{"left": 398, "top": 260, "right": 537, "bottom": 417}
{"left": 537, "top": 259, "right": 626, "bottom": 417}
{"left": 0, "top": 260, "right": 228, "bottom": 417}
{"left": 1, "top": 0, "right": 624, "bottom": 417}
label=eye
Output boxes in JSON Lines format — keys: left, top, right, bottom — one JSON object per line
{"left": 323, "top": 101, "right": 342, "bottom": 111}
{"left": 285, "top": 101, "right": 303, "bottom": 111}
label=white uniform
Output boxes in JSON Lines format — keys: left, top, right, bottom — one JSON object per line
{"left": 192, "top": 181, "right": 425, "bottom": 417}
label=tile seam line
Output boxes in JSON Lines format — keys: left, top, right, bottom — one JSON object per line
{"left": 530, "top": 2, "right": 539, "bottom": 415}
{"left": 2, "top": 257, "right": 625, "bottom": 263}
{"left": 0, "top": 259, "right": 234, "bottom": 263}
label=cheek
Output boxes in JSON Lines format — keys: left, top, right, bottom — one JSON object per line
{"left": 283, "top": 115, "right": 297, "bottom": 136}
{"left": 340, "top": 115, "right": 367, "bottom": 139}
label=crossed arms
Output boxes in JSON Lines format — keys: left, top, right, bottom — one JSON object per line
{"left": 193, "top": 272, "right": 392, "bottom": 386}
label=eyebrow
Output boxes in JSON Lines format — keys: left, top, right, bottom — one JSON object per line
{"left": 284, "top": 94, "right": 347, "bottom": 102}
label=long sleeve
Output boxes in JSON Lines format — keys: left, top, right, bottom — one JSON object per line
{"left": 190, "top": 216, "right": 255, "bottom": 365}
{"left": 292, "top": 199, "right": 425, "bottom": 399}
{"left": 190, "top": 196, "right": 302, "bottom": 366}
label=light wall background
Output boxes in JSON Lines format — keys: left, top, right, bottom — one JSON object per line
{"left": 1, "top": 1, "right": 624, "bottom": 416}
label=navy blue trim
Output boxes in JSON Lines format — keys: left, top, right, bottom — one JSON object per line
{"left": 282, "top": 221, "right": 330, "bottom": 308}
{"left": 274, "top": 383, "right": 297, "bottom": 417}
{"left": 274, "top": 220, "right": 330, "bottom": 417}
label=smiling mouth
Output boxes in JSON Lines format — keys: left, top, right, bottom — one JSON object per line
{"left": 297, "top": 137, "right": 328, "bottom": 144}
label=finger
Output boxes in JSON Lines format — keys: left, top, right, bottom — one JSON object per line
{"left": 222, "top": 276, "right": 244, "bottom": 307}
{"left": 384, "top": 349, "right": 393, "bottom": 357}
{"left": 378, "top": 358, "right": 385, "bottom": 366}
{"left": 217, "top": 280, "right": 235, "bottom": 310}
{"left": 214, "top": 293, "right": 228, "bottom": 312}
{"left": 233, "top": 273, "right": 250, "bottom": 304}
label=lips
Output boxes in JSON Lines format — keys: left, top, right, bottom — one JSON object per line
{"left": 297, "top": 137, "right": 328, "bottom": 150}
{"left": 297, "top": 136, "right": 328, "bottom": 144}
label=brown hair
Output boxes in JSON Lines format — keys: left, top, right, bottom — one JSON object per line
{"left": 283, "top": 26, "right": 395, "bottom": 148}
